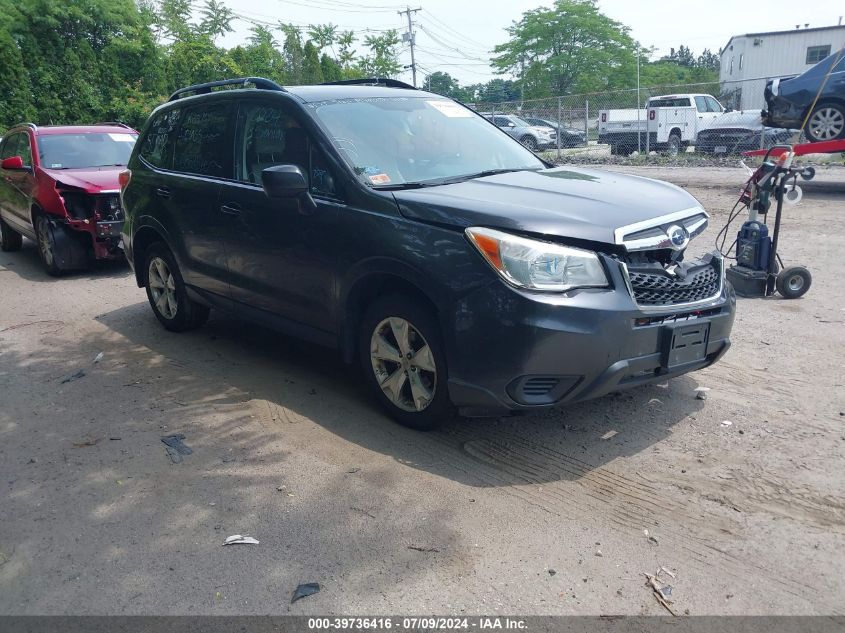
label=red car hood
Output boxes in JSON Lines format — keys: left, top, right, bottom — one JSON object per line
{"left": 41, "top": 166, "right": 123, "bottom": 192}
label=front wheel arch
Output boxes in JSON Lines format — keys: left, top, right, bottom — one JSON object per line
{"left": 342, "top": 272, "right": 440, "bottom": 364}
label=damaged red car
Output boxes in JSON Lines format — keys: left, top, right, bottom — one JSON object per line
{"left": 0, "top": 123, "right": 138, "bottom": 275}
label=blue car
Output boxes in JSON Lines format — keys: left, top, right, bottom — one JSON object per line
{"left": 763, "top": 48, "right": 845, "bottom": 142}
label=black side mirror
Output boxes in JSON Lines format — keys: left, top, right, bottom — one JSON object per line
{"left": 261, "top": 164, "right": 308, "bottom": 198}
{"left": 261, "top": 164, "right": 317, "bottom": 214}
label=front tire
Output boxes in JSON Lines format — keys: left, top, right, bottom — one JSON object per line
{"left": 520, "top": 135, "right": 538, "bottom": 152}
{"left": 143, "top": 242, "right": 209, "bottom": 332}
{"left": 36, "top": 215, "right": 63, "bottom": 276}
{"left": 359, "top": 295, "right": 453, "bottom": 430}
{"left": 0, "top": 217, "right": 23, "bottom": 252}
{"left": 805, "top": 102, "right": 845, "bottom": 142}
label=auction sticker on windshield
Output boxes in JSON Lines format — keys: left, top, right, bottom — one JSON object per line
{"left": 426, "top": 100, "right": 473, "bottom": 117}
{"left": 369, "top": 173, "right": 391, "bottom": 185}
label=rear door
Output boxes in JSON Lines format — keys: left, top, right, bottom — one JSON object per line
{"left": 217, "top": 99, "right": 342, "bottom": 334}
{"left": 163, "top": 101, "right": 235, "bottom": 301}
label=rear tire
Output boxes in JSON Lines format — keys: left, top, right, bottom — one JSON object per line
{"left": 143, "top": 242, "right": 210, "bottom": 332}
{"left": 0, "top": 217, "right": 23, "bottom": 252}
{"left": 805, "top": 102, "right": 845, "bottom": 142}
{"left": 359, "top": 294, "right": 454, "bottom": 430}
{"left": 776, "top": 266, "right": 811, "bottom": 299}
{"left": 666, "top": 133, "right": 682, "bottom": 157}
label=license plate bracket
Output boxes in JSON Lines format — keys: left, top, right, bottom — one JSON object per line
{"left": 661, "top": 322, "right": 710, "bottom": 369}
{"left": 96, "top": 221, "right": 122, "bottom": 238}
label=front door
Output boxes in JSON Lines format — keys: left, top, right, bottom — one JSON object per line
{"left": 218, "top": 100, "right": 342, "bottom": 335}
{"left": 0, "top": 132, "right": 36, "bottom": 235}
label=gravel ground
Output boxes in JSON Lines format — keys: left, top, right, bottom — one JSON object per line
{"left": 0, "top": 165, "right": 843, "bottom": 616}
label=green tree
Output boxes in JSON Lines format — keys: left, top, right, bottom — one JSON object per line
{"left": 492, "top": 0, "right": 635, "bottom": 97}
{"left": 422, "top": 71, "right": 459, "bottom": 96}
{"left": 320, "top": 53, "right": 343, "bottom": 83}
{"left": 307, "top": 23, "right": 337, "bottom": 53}
{"left": 302, "top": 41, "right": 324, "bottom": 84}
{"left": 358, "top": 30, "right": 401, "bottom": 77}
{"left": 198, "top": 0, "right": 234, "bottom": 41}
{"left": 280, "top": 23, "right": 304, "bottom": 84}
{"left": 228, "top": 25, "right": 285, "bottom": 82}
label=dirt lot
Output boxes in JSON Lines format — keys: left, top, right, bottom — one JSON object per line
{"left": 1, "top": 165, "right": 843, "bottom": 616}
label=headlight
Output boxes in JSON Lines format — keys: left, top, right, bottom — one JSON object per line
{"left": 466, "top": 227, "right": 609, "bottom": 292}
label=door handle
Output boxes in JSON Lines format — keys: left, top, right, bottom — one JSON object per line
{"left": 219, "top": 203, "right": 241, "bottom": 216}
{"left": 155, "top": 187, "right": 171, "bottom": 198}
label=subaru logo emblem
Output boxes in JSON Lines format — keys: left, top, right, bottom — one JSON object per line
{"left": 666, "top": 224, "right": 689, "bottom": 249}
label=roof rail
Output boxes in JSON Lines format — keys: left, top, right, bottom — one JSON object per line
{"left": 94, "top": 121, "right": 133, "bottom": 128}
{"left": 321, "top": 78, "right": 417, "bottom": 90}
{"left": 168, "top": 77, "right": 286, "bottom": 102}
{"left": 13, "top": 122, "right": 37, "bottom": 130}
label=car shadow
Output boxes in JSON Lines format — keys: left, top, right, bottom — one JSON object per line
{"left": 0, "top": 239, "right": 131, "bottom": 283}
{"left": 91, "top": 299, "right": 706, "bottom": 488}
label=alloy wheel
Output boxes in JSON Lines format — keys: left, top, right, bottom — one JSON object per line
{"left": 37, "top": 218, "right": 54, "bottom": 267}
{"left": 370, "top": 317, "right": 437, "bottom": 412}
{"left": 808, "top": 107, "right": 844, "bottom": 141}
{"left": 148, "top": 256, "right": 178, "bottom": 320}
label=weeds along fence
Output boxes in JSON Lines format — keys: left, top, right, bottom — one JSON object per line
{"left": 468, "top": 77, "right": 806, "bottom": 161}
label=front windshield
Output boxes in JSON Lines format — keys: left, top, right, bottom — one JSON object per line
{"left": 309, "top": 96, "right": 544, "bottom": 187}
{"left": 39, "top": 132, "right": 137, "bottom": 169}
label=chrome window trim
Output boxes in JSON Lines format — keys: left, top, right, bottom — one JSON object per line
{"left": 619, "top": 254, "right": 725, "bottom": 313}
{"left": 614, "top": 206, "right": 709, "bottom": 251}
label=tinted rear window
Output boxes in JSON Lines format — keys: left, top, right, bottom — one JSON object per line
{"left": 173, "top": 103, "right": 232, "bottom": 178}
{"left": 649, "top": 98, "right": 691, "bottom": 107}
{"left": 139, "top": 109, "right": 180, "bottom": 169}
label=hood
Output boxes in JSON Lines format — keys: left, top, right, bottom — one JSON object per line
{"left": 393, "top": 167, "right": 703, "bottom": 245}
{"left": 41, "top": 166, "right": 123, "bottom": 192}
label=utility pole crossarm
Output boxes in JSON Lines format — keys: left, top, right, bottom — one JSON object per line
{"left": 398, "top": 6, "right": 422, "bottom": 87}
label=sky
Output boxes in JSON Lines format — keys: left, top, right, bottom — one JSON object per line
{"left": 215, "top": 0, "right": 845, "bottom": 86}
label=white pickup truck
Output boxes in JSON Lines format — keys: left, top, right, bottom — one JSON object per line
{"left": 598, "top": 94, "right": 725, "bottom": 155}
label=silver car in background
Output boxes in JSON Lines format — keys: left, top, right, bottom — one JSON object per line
{"left": 482, "top": 113, "right": 556, "bottom": 151}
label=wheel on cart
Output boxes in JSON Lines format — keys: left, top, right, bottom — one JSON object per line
{"left": 776, "top": 266, "right": 811, "bottom": 299}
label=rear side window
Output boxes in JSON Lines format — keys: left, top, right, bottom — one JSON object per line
{"left": 139, "top": 109, "right": 180, "bottom": 169}
{"left": 649, "top": 98, "right": 691, "bottom": 107}
{"left": 694, "top": 96, "right": 708, "bottom": 113}
{"left": 173, "top": 103, "right": 233, "bottom": 178}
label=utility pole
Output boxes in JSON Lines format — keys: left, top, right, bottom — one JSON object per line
{"left": 398, "top": 6, "right": 421, "bottom": 87}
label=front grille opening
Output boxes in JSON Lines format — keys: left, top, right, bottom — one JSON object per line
{"left": 61, "top": 192, "right": 95, "bottom": 220}
{"left": 627, "top": 257, "right": 721, "bottom": 307}
{"left": 634, "top": 307, "right": 722, "bottom": 327}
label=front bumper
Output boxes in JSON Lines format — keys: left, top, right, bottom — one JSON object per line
{"left": 443, "top": 254, "right": 736, "bottom": 415}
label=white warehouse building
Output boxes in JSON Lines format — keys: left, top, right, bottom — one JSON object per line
{"left": 719, "top": 24, "right": 845, "bottom": 111}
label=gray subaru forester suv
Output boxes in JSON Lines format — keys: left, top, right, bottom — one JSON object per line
{"left": 120, "top": 77, "right": 735, "bottom": 430}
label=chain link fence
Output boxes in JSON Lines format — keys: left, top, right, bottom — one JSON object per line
{"left": 468, "top": 78, "right": 806, "bottom": 162}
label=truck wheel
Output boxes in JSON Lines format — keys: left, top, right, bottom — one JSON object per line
{"left": 143, "top": 242, "right": 210, "bottom": 332}
{"left": 520, "top": 135, "right": 538, "bottom": 152}
{"left": 666, "top": 133, "right": 682, "bottom": 157}
{"left": 0, "top": 217, "right": 23, "bottom": 252}
{"left": 359, "top": 294, "right": 454, "bottom": 431}
{"left": 776, "top": 266, "right": 811, "bottom": 299}
{"left": 805, "top": 102, "right": 845, "bottom": 142}
{"left": 35, "top": 215, "right": 63, "bottom": 276}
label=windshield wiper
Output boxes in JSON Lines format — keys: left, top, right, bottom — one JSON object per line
{"left": 444, "top": 167, "right": 532, "bottom": 183}
{"left": 371, "top": 181, "right": 441, "bottom": 190}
